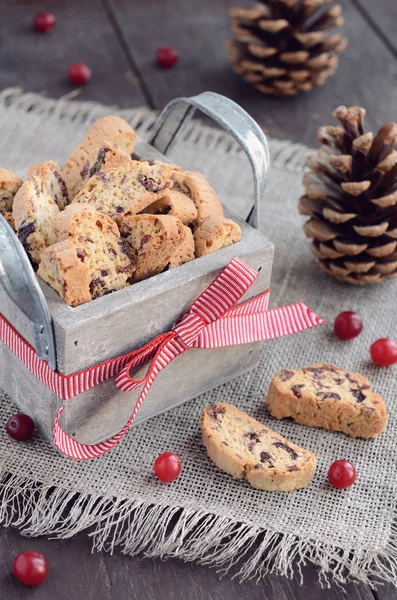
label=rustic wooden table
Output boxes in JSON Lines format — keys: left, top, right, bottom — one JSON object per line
{"left": 0, "top": 0, "right": 396, "bottom": 598}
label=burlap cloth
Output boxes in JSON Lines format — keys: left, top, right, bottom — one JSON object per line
{"left": 0, "top": 88, "right": 396, "bottom": 588}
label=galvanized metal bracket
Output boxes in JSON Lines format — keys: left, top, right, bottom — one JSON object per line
{"left": 148, "top": 91, "right": 270, "bottom": 229}
{"left": 0, "top": 214, "right": 56, "bottom": 369}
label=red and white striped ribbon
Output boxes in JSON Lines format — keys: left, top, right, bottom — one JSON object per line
{"left": 0, "top": 257, "right": 325, "bottom": 460}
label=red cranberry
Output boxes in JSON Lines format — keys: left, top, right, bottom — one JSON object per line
{"left": 334, "top": 311, "right": 363, "bottom": 340}
{"left": 6, "top": 414, "right": 35, "bottom": 441}
{"left": 156, "top": 46, "right": 179, "bottom": 69}
{"left": 328, "top": 460, "right": 356, "bottom": 489}
{"left": 13, "top": 551, "right": 49, "bottom": 586}
{"left": 33, "top": 11, "right": 56, "bottom": 33}
{"left": 154, "top": 452, "right": 182, "bottom": 482}
{"left": 68, "top": 63, "right": 92, "bottom": 86}
{"left": 370, "top": 338, "right": 397, "bottom": 367}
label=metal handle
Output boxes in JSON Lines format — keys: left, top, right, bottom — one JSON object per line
{"left": 0, "top": 214, "right": 56, "bottom": 369}
{"left": 148, "top": 91, "right": 270, "bottom": 229}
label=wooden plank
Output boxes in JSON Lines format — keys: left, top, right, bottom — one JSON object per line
{"left": 104, "top": 553, "right": 376, "bottom": 600}
{"left": 105, "top": 0, "right": 397, "bottom": 147}
{"left": 0, "top": 524, "right": 378, "bottom": 600}
{"left": 352, "top": 0, "right": 397, "bottom": 57}
{"left": 0, "top": 0, "right": 147, "bottom": 108}
{"left": 0, "top": 527, "right": 112, "bottom": 600}
{"left": 373, "top": 582, "right": 397, "bottom": 600}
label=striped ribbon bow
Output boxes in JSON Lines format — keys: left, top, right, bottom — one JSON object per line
{"left": 53, "top": 257, "right": 324, "bottom": 460}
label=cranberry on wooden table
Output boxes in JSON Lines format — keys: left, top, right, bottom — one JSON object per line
{"left": 328, "top": 460, "right": 356, "bottom": 489}
{"left": 334, "top": 311, "right": 363, "bottom": 340}
{"left": 33, "top": 11, "right": 56, "bottom": 33}
{"left": 6, "top": 413, "right": 35, "bottom": 441}
{"left": 68, "top": 62, "right": 92, "bottom": 85}
{"left": 13, "top": 551, "right": 49, "bottom": 586}
{"left": 370, "top": 338, "right": 397, "bottom": 367}
{"left": 154, "top": 452, "right": 182, "bottom": 482}
{"left": 156, "top": 46, "right": 179, "bottom": 68}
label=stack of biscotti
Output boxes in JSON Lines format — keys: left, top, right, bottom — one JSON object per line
{"left": 6, "top": 115, "right": 242, "bottom": 307}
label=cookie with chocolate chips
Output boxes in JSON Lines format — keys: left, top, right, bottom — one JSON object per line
{"left": 266, "top": 363, "right": 387, "bottom": 439}
{"left": 200, "top": 402, "right": 316, "bottom": 492}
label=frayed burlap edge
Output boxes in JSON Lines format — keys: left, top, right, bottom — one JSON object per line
{"left": 0, "top": 471, "right": 396, "bottom": 589}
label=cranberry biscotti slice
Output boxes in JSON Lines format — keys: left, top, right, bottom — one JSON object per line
{"left": 62, "top": 141, "right": 132, "bottom": 200}
{"left": 27, "top": 161, "right": 69, "bottom": 210}
{"left": 61, "top": 116, "right": 136, "bottom": 197}
{"left": 13, "top": 178, "right": 60, "bottom": 266}
{"left": 120, "top": 213, "right": 189, "bottom": 281}
{"left": 143, "top": 190, "right": 198, "bottom": 225}
{"left": 171, "top": 169, "right": 223, "bottom": 227}
{"left": 266, "top": 363, "right": 387, "bottom": 439}
{"left": 73, "top": 161, "right": 173, "bottom": 225}
{"left": 38, "top": 204, "right": 136, "bottom": 306}
{"left": 168, "top": 225, "right": 195, "bottom": 268}
{"left": 201, "top": 403, "right": 316, "bottom": 492}
{"left": 194, "top": 216, "right": 241, "bottom": 257}
{"left": 0, "top": 168, "right": 23, "bottom": 230}
{"left": 38, "top": 239, "right": 92, "bottom": 306}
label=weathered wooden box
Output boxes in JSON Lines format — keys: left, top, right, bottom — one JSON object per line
{"left": 0, "top": 93, "right": 273, "bottom": 447}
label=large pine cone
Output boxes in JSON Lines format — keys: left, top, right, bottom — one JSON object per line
{"left": 229, "top": 0, "right": 347, "bottom": 96}
{"left": 300, "top": 106, "right": 397, "bottom": 285}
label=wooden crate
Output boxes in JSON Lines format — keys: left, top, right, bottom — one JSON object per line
{"left": 0, "top": 93, "right": 273, "bottom": 446}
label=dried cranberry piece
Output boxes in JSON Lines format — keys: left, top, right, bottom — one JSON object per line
{"left": 118, "top": 240, "right": 135, "bottom": 266}
{"left": 351, "top": 389, "right": 366, "bottom": 403}
{"left": 18, "top": 222, "right": 35, "bottom": 248}
{"left": 278, "top": 369, "right": 294, "bottom": 382}
{"left": 286, "top": 465, "right": 300, "bottom": 472}
{"left": 272, "top": 441, "right": 299, "bottom": 461}
{"left": 76, "top": 248, "right": 86, "bottom": 262}
{"left": 244, "top": 432, "right": 260, "bottom": 442}
{"left": 138, "top": 234, "right": 151, "bottom": 253}
{"left": 291, "top": 384, "right": 304, "bottom": 399}
{"left": 260, "top": 451, "right": 273, "bottom": 465}
{"left": 80, "top": 161, "right": 89, "bottom": 179}
{"left": 89, "top": 277, "right": 106, "bottom": 299}
{"left": 89, "top": 147, "right": 111, "bottom": 178}
{"left": 208, "top": 404, "right": 225, "bottom": 421}
{"left": 137, "top": 173, "right": 170, "bottom": 193}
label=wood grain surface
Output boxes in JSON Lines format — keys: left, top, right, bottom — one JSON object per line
{"left": 0, "top": 0, "right": 397, "bottom": 598}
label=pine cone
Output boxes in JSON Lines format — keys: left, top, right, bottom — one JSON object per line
{"left": 228, "top": 0, "right": 347, "bottom": 96}
{"left": 299, "top": 106, "right": 397, "bottom": 285}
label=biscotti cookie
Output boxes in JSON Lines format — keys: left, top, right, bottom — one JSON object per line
{"left": 38, "top": 239, "right": 92, "bottom": 306}
{"left": 61, "top": 116, "right": 136, "bottom": 197}
{"left": 171, "top": 169, "right": 223, "bottom": 227}
{"left": 120, "top": 213, "right": 185, "bottom": 281}
{"left": 194, "top": 216, "right": 241, "bottom": 257}
{"left": 0, "top": 168, "right": 23, "bottom": 218}
{"left": 266, "top": 363, "right": 387, "bottom": 439}
{"left": 168, "top": 225, "right": 195, "bottom": 269}
{"left": 62, "top": 141, "right": 132, "bottom": 200}
{"left": 201, "top": 402, "right": 316, "bottom": 492}
{"left": 73, "top": 161, "right": 173, "bottom": 225}
{"left": 13, "top": 178, "right": 59, "bottom": 265}
{"left": 42, "top": 203, "right": 136, "bottom": 305}
{"left": 143, "top": 190, "right": 198, "bottom": 225}
{"left": 27, "top": 161, "right": 69, "bottom": 210}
